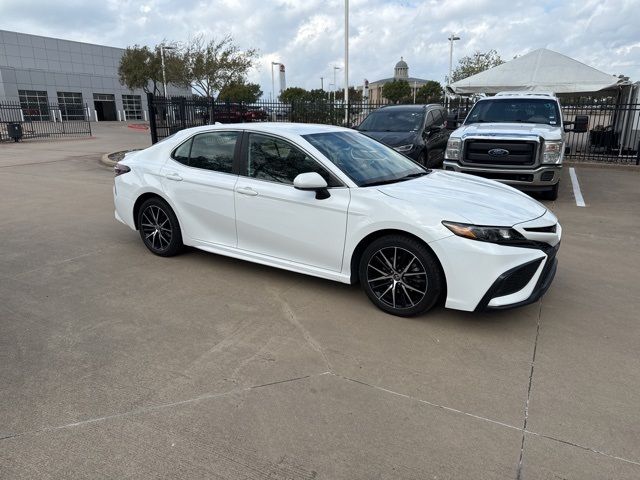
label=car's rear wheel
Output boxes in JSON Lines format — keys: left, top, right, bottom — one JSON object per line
{"left": 359, "top": 235, "right": 443, "bottom": 317}
{"left": 137, "top": 198, "right": 183, "bottom": 257}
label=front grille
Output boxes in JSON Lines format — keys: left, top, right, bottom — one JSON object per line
{"left": 524, "top": 224, "right": 557, "bottom": 233}
{"left": 463, "top": 139, "right": 537, "bottom": 166}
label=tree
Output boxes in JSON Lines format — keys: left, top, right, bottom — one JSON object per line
{"left": 183, "top": 35, "right": 258, "bottom": 98}
{"left": 382, "top": 79, "right": 411, "bottom": 104}
{"left": 279, "top": 87, "right": 309, "bottom": 103}
{"left": 118, "top": 44, "right": 186, "bottom": 95}
{"left": 333, "top": 86, "right": 363, "bottom": 102}
{"left": 218, "top": 82, "right": 262, "bottom": 102}
{"left": 415, "top": 81, "right": 443, "bottom": 103}
{"left": 451, "top": 49, "right": 504, "bottom": 83}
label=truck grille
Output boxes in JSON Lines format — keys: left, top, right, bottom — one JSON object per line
{"left": 463, "top": 140, "right": 537, "bottom": 166}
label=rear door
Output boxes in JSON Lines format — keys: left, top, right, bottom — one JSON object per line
{"left": 160, "top": 130, "right": 241, "bottom": 246}
{"left": 234, "top": 132, "right": 350, "bottom": 272}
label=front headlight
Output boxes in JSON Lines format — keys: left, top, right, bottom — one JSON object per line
{"left": 542, "top": 141, "right": 563, "bottom": 164}
{"left": 393, "top": 144, "right": 413, "bottom": 153}
{"left": 442, "top": 221, "right": 526, "bottom": 244}
{"left": 445, "top": 138, "right": 462, "bottom": 160}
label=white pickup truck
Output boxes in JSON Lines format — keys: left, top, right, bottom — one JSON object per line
{"left": 442, "top": 92, "right": 588, "bottom": 200}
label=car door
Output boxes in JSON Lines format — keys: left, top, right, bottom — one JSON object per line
{"left": 423, "top": 110, "right": 447, "bottom": 163}
{"left": 160, "top": 130, "right": 240, "bottom": 246}
{"left": 234, "top": 132, "right": 350, "bottom": 272}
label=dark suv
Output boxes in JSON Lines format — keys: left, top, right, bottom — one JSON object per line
{"left": 355, "top": 104, "right": 451, "bottom": 167}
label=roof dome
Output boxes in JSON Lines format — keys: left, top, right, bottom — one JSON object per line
{"left": 395, "top": 57, "right": 408, "bottom": 69}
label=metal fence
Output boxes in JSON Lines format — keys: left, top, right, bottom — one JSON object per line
{"left": 561, "top": 99, "right": 640, "bottom": 164}
{"left": 0, "top": 101, "right": 92, "bottom": 142}
{"left": 147, "top": 93, "right": 639, "bottom": 164}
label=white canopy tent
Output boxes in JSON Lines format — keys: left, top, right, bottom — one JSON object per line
{"left": 448, "top": 48, "right": 627, "bottom": 95}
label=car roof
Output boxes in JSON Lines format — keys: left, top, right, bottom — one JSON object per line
{"left": 176, "top": 122, "right": 353, "bottom": 137}
{"left": 378, "top": 104, "right": 442, "bottom": 111}
{"left": 488, "top": 91, "right": 558, "bottom": 100}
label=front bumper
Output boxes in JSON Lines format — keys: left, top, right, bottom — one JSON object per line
{"left": 442, "top": 161, "right": 561, "bottom": 190}
{"left": 429, "top": 210, "right": 561, "bottom": 312}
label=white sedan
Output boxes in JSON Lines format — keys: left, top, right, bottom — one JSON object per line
{"left": 113, "top": 123, "right": 561, "bottom": 317}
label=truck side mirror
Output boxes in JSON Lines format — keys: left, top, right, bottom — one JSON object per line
{"left": 445, "top": 112, "right": 458, "bottom": 130}
{"left": 565, "top": 115, "right": 589, "bottom": 133}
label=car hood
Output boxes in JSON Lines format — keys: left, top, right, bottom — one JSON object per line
{"left": 456, "top": 122, "right": 562, "bottom": 141}
{"left": 377, "top": 171, "right": 547, "bottom": 226}
{"left": 360, "top": 130, "right": 417, "bottom": 147}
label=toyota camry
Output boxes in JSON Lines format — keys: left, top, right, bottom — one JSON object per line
{"left": 113, "top": 123, "right": 561, "bottom": 317}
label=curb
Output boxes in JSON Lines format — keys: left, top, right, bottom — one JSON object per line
{"left": 100, "top": 152, "right": 117, "bottom": 168}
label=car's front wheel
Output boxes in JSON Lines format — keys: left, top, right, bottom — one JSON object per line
{"left": 359, "top": 235, "right": 443, "bottom": 317}
{"left": 540, "top": 182, "right": 559, "bottom": 201}
{"left": 137, "top": 197, "right": 184, "bottom": 257}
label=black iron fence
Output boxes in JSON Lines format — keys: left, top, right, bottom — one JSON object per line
{"left": 0, "top": 101, "right": 92, "bottom": 142}
{"left": 147, "top": 93, "right": 639, "bottom": 164}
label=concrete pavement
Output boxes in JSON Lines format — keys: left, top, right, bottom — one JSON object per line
{"left": 1, "top": 127, "right": 639, "bottom": 479}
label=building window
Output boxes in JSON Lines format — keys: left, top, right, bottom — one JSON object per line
{"left": 57, "top": 92, "right": 85, "bottom": 121}
{"left": 19, "top": 90, "right": 50, "bottom": 121}
{"left": 122, "top": 94, "right": 143, "bottom": 120}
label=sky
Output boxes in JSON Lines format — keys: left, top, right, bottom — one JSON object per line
{"left": 1, "top": 0, "right": 639, "bottom": 98}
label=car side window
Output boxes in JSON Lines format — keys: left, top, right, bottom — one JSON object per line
{"left": 424, "top": 111, "right": 435, "bottom": 129}
{"left": 188, "top": 131, "right": 239, "bottom": 173}
{"left": 172, "top": 138, "right": 192, "bottom": 165}
{"left": 435, "top": 110, "right": 445, "bottom": 126}
{"left": 246, "top": 133, "right": 341, "bottom": 187}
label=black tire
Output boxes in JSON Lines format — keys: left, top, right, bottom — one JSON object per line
{"left": 359, "top": 235, "right": 443, "bottom": 317}
{"left": 540, "top": 182, "right": 559, "bottom": 201}
{"left": 137, "top": 197, "right": 184, "bottom": 257}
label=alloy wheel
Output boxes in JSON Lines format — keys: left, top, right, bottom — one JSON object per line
{"left": 140, "top": 205, "right": 173, "bottom": 252}
{"left": 366, "top": 246, "right": 428, "bottom": 310}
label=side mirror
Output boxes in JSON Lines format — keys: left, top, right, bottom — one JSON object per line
{"left": 445, "top": 112, "right": 458, "bottom": 130}
{"left": 565, "top": 115, "right": 589, "bottom": 133}
{"left": 293, "top": 172, "right": 330, "bottom": 200}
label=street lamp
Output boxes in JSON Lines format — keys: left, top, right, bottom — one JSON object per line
{"left": 447, "top": 34, "right": 460, "bottom": 88}
{"left": 160, "top": 45, "right": 176, "bottom": 98}
{"left": 271, "top": 61, "right": 282, "bottom": 101}
{"left": 333, "top": 66, "right": 342, "bottom": 98}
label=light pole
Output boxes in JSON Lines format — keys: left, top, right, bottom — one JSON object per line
{"left": 160, "top": 45, "right": 176, "bottom": 98}
{"left": 344, "top": 0, "right": 349, "bottom": 124}
{"left": 447, "top": 34, "right": 460, "bottom": 89}
{"left": 333, "top": 66, "right": 341, "bottom": 100}
{"left": 271, "top": 61, "right": 282, "bottom": 101}
{"left": 320, "top": 77, "right": 324, "bottom": 90}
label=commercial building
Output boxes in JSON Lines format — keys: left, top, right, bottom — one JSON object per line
{"left": 0, "top": 29, "right": 190, "bottom": 121}
{"left": 365, "top": 57, "right": 432, "bottom": 103}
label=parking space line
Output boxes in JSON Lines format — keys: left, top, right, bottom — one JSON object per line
{"left": 569, "top": 167, "right": 586, "bottom": 207}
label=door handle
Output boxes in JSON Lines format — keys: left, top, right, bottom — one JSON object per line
{"left": 165, "top": 173, "right": 183, "bottom": 181}
{"left": 236, "top": 187, "right": 258, "bottom": 196}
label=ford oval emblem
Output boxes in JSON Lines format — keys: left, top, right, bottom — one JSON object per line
{"left": 488, "top": 148, "right": 510, "bottom": 157}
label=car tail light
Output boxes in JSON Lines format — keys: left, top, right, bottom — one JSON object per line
{"left": 114, "top": 163, "right": 131, "bottom": 176}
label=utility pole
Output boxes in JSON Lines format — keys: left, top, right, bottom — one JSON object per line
{"left": 447, "top": 34, "right": 460, "bottom": 89}
{"left": 344, "top": 0, "right": 349, "bottom": 124}
{"left": 320, "top": 77, "right": 324, "bottom": 90}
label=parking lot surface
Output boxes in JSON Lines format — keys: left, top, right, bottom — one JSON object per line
{"left": 1, "top": 126, "right": 639, "bottom": 479}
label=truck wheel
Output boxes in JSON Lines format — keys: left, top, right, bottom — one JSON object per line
{"left": 541, "top": 182, "right": 559, "bottom": 201}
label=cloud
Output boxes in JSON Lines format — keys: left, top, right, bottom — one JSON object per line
{"left": 1, "top": 0, "right": 638, "bottom": 97}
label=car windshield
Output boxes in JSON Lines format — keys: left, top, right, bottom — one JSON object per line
{"left": 464, "top": 98, "right": 561, "bottom": 126}
{"left": 302, "top": 131, "right": 428, "bottom": 187}
{"left": 358, "top": 109, "right": 424, "bottom": 132}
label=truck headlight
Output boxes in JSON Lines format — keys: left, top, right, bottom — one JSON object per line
{"left": 442, "top": 221, "right": 526, "bottom": 244}
{"left": 542, "top": 141, "right": 563, "bottom": 164}
{"left": 445, "top": 138, "right": 462, "bottom": 160}
{"left": 393, "top": 144, "right": 413, "bottom": 152}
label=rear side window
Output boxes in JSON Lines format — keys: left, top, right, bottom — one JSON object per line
{"left": 171, "top": 131, "right": 239, "bottom": 173}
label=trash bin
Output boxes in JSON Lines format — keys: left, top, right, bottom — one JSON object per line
{"left": 7, "top": 122, "right": 23, "bottom": 142}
